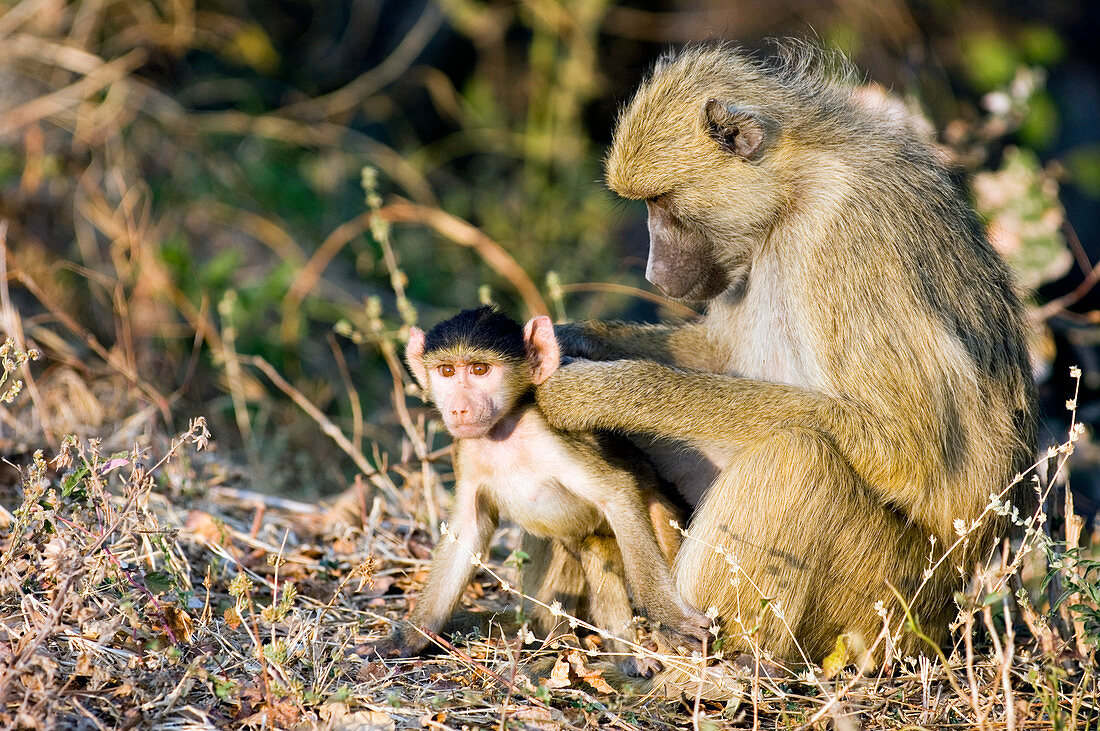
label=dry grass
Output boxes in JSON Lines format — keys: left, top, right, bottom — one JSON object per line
{"left": 0, "top": 315, "right": 1097, "bottom": 729}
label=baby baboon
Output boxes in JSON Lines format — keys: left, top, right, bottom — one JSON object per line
{"left": 364, "top": 307, "right": 709, "bottom": 675}
{"left": 535, "top": 45, "right": 1037, "bottom": 665}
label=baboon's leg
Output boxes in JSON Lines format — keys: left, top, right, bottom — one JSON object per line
{"left": 646, "top": 492, "right": 684, "bottom": 565}
{"left": 675, "top": 429, "right": 940, "bottom": 664}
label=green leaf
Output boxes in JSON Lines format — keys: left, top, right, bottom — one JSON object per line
{"left": 961, "top": 32, "right": 1020, "bottom": 92}
{"left": 61, "top": 467, "right": 88, "bottom": 497}
{"left": 201, "top": 249, "right": 241, "bottom": 290}
{"left": 1018, "top": 91, "right": 1060, "bottom": 150}
{"left": 213, "top": 676, "right": 237, "bottom": 702}
{"left": 981, "top": 591, "right": 1004, "bottom": 607}
{"left": 1019, "top": 25, "right": 1065, "bottom": 66}
{"left": 1065, "top": 144, "right": 1100, "bottom": 198}
{"left": 144, "top": 571, "right": 174, "bottom": 594}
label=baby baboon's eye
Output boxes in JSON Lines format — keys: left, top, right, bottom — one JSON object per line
{"left": 439, "top": 364, "right": 456, "bottom": 377}
{"left": 470, "top": 363, "right": 490, "bottom": 376}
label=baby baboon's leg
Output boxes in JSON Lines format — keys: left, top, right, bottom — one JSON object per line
{"left": 575, "top": 534, "right": 660, "bottom": 676}
{"left": 519, "top": 534, "right": 586, "bottom": 638}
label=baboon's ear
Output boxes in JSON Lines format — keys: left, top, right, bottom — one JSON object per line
{"left": 523, "top": 316, "right": 560, "bottom": 385}
{"left": 703, "top": 99, "right": 776, "bottom": 161}
{"left": 406, "top": 327, "right": 429, "bottom": 389}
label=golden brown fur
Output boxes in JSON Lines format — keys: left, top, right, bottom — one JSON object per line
{"left": 537, "top": 44, "right": 1037, "bottom": 666}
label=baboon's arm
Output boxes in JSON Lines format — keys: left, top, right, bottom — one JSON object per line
{"left": 536, "top": 359, "right": 944, "bottom": 535}
{"left": 554, "top": 320, "right": 719, "bottom": 371}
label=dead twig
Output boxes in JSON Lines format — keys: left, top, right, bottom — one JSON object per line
{"left": 244, "top": 354, "right": 406, "bottom": 510}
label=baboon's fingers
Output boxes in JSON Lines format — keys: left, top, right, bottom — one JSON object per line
{"left": 348, "top": 629, "right": 425, "bottom": 660}
{"left": 657, "top": 604, "right": 714, "bottom": 651}
{"left": 620, "top": 654, "right": 662, "bottom": 677}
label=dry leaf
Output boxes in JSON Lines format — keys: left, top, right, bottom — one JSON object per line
{"left": 163, "top": 604, "right": 194, "bottom": 643}
{"left": 546, "top": 653, "right": 572, "bottom": 689}
{"left": 509, "top": 707, "right": 560, "bottom": 730}
{"left": 566, "top": 650, "right": 616, "bottom": 694}
{"left": 822, "top": 633, "right": 849, "bottom": 679}
{"left": 319, "top": 706, "right": 395, "bottom": 731}
{"left": 74, "top": 653, "right": 94, "bottom": 677}
{"left": 184, "top": 510, "right": 225, "bottom": 545}
{"left": 546, "top": 650, "right": 616, "bottom": 693}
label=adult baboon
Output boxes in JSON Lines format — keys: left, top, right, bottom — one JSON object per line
{"left": 535, "top": 44, "right": 1037, "bottom": 665}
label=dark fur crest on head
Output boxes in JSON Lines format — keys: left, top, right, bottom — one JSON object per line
{"left": 423, "top": 306, "right": 526, "bottom": 362}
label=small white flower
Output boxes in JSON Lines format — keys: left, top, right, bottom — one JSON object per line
{"left": 953, "top": 518, "right": 967, "bottom": 536}
{"left": 982, "top": 91, "right": 1012, "bottom": 115}
{"left": 549, "top": 600, "right": 563, "bottom": 617}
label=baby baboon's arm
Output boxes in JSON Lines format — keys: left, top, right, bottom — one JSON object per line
{"left": 379, "top": 487, "right": 497, "bottom": 656}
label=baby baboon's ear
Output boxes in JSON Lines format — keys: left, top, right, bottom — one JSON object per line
{"left": 523, "top": 316, "right": 560, "bottom": 385}
{"left": 703, "top": 99, "right": 777, "bottom": 161}
{"left": 405, "top": 327, "right": 429, "bottom": 389}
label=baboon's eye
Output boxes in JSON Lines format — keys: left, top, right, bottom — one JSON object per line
{"left": 470, "top": 363, "right": 491, "bottom": 376}
{"left": 438, "top": 364, "right": 456, "bottom": 377}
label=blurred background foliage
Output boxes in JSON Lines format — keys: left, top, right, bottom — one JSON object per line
{"left": 0, "top": 0, "right": 1098, "bottom": 511}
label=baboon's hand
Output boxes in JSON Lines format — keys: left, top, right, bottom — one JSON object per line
{"left": 349, "top": 628, "right": 427, "bottom": 660}
{"left": 620, "top": 654, "right": 662, "bottom": 678}
{"left": 548, "top": 322, "right": 598, "bottom": 360}
{"left": 656, "top": 602, "right": 715, "bottom": 653}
